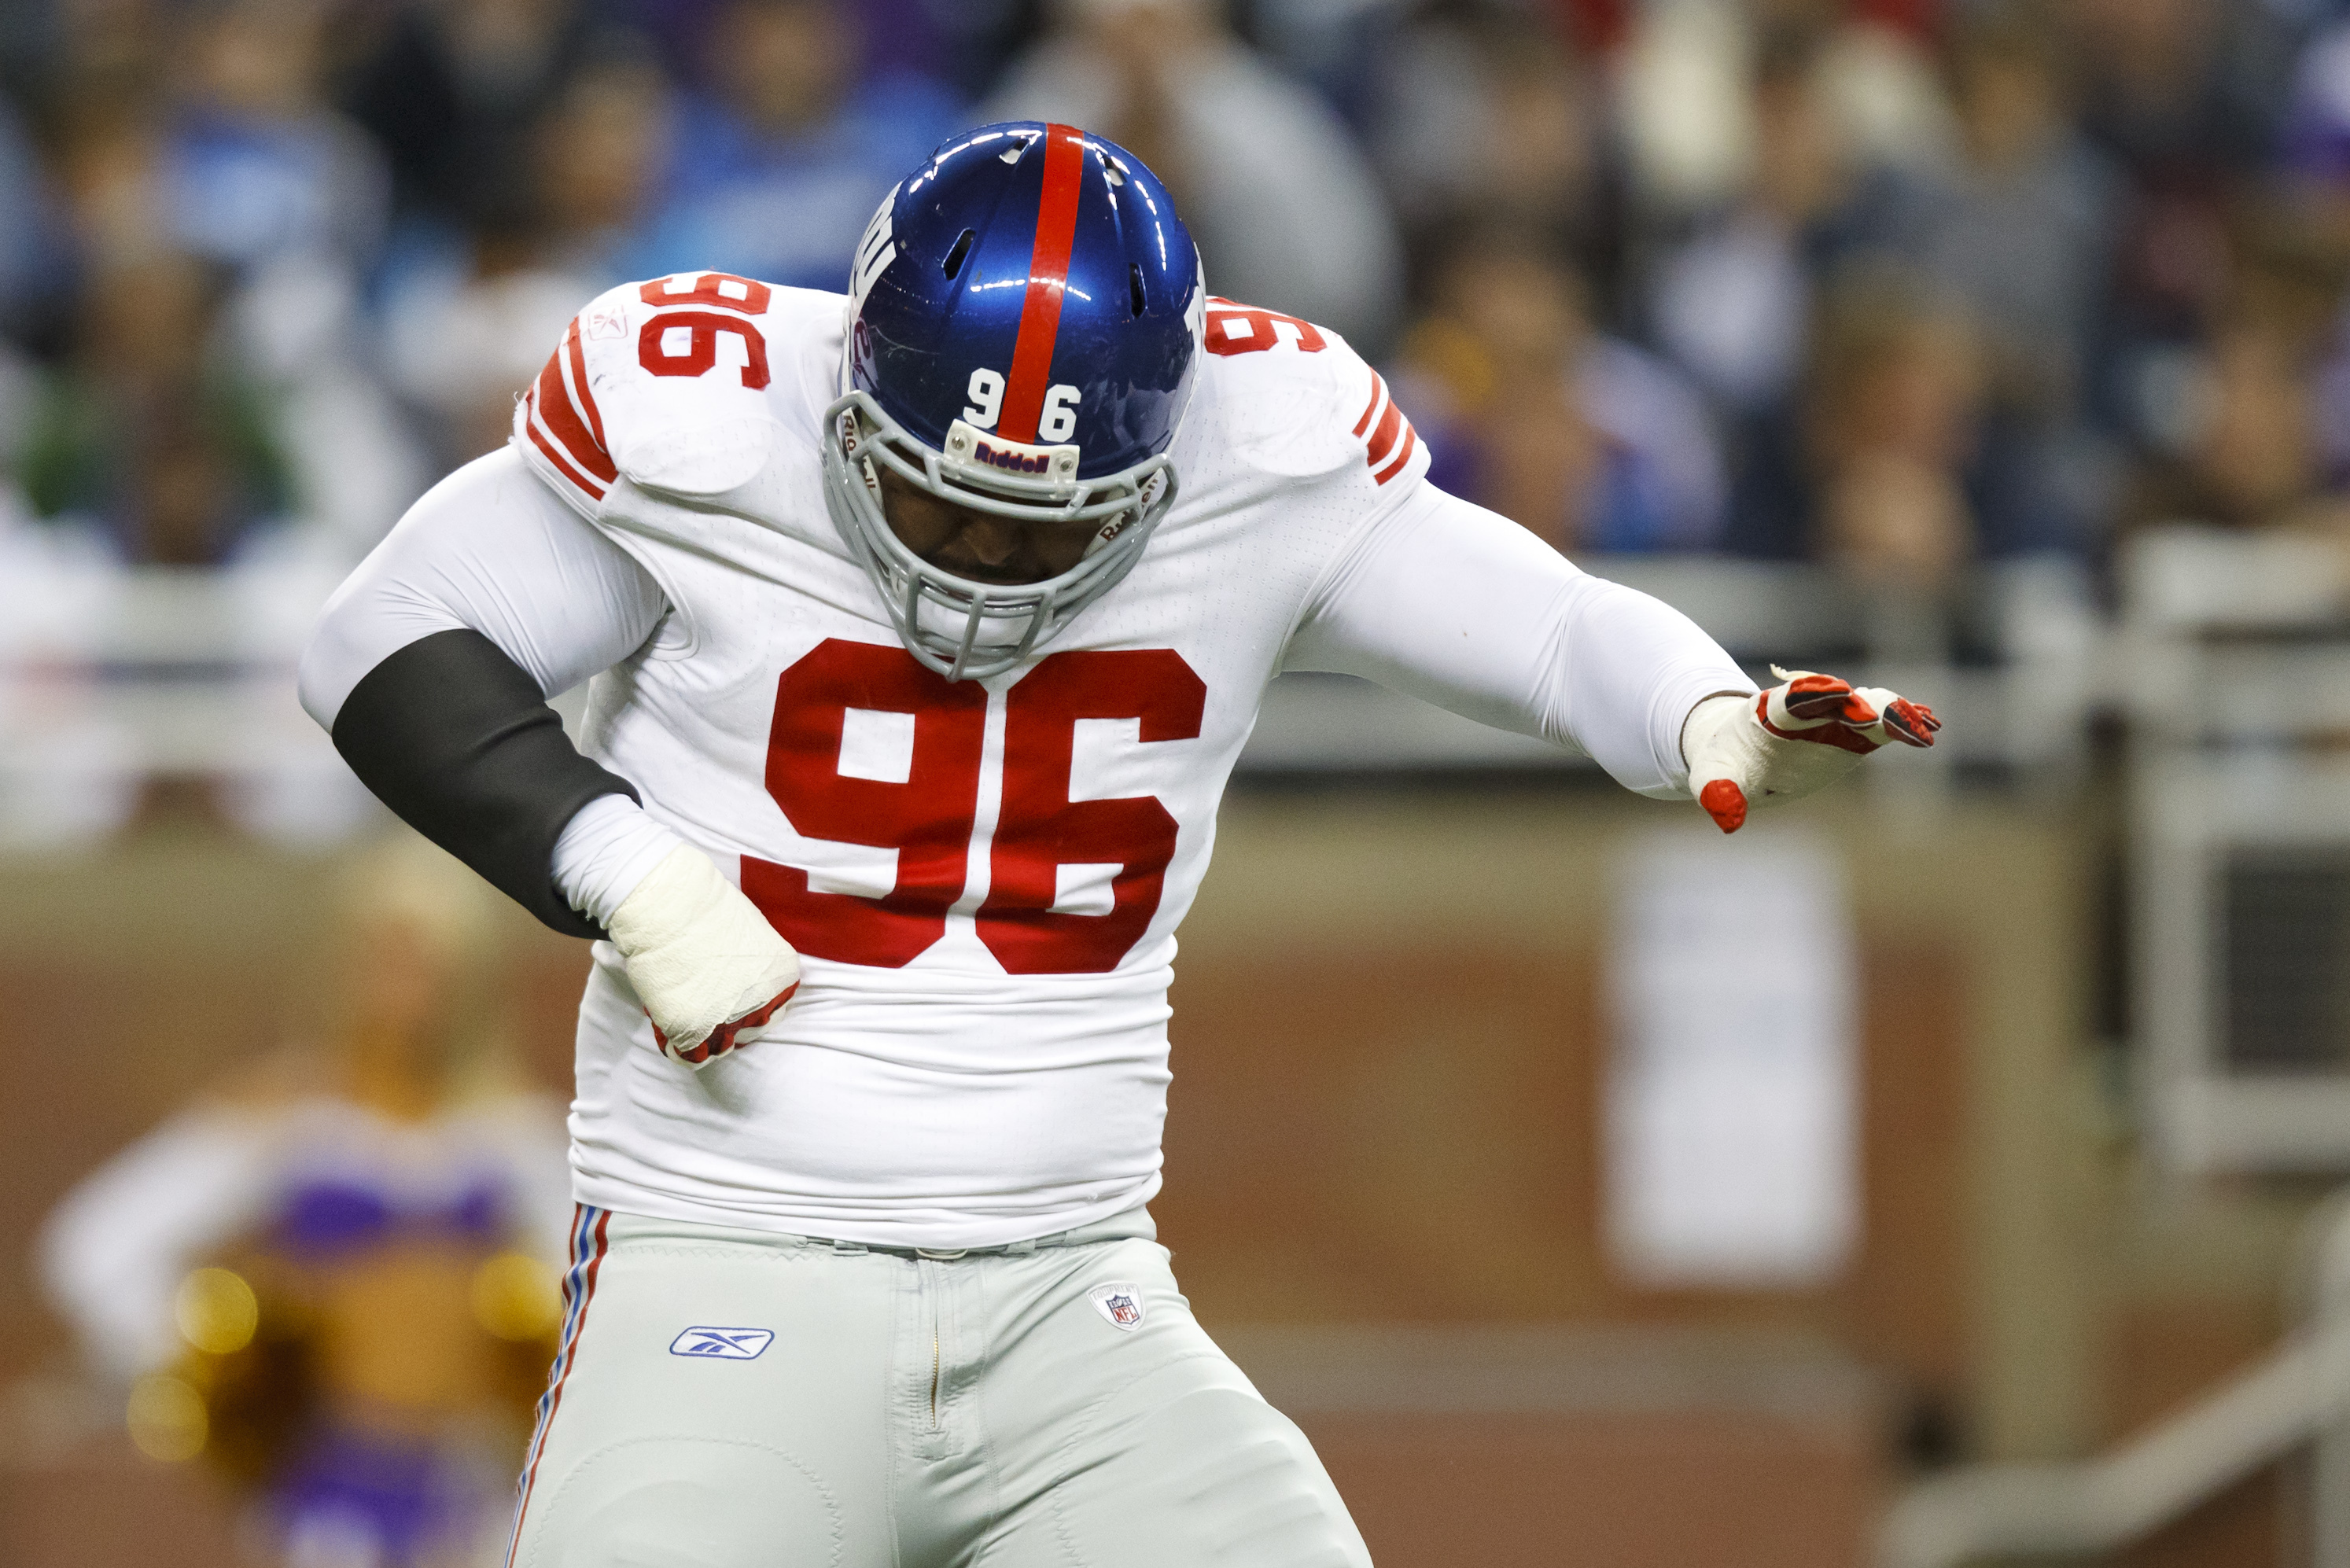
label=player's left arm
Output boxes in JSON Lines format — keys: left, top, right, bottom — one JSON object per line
{"left": 1282, "top": 480, "right": 1936, "bottom": 828}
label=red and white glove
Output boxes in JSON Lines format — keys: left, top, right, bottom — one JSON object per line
{"left": 605, "top": 845, "right": 800, "bottom": 1067}
{"left": 1681, "top": 666, "right": 1940, "bottom": 834}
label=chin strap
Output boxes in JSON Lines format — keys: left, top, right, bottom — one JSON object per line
{"left": 1083, "top": 472, "right": 1160, "bottom": 559}
{"left": 838, "top": 409, "right": 886, "bottom": 505}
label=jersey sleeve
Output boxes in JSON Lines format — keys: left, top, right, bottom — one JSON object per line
{"left": 1201, "top": 297, "right": 1433, "bottom": 496}
{"left": 1283, "top": 482, "right": 1754, "bottom": 799}
{"left": 512, "top": 273, "right": 786, "bottom": 517}
{"left": 1342, "top": 361, "right": 1431, "bottom": 495}
{"left": 297, "top": 447, "right": 671, "bottom": 937}
{"left": 513, "top": 308, "right": 619, "bottom": 515}
{"left": 298, "top": 447, "right": 665, "bottom": 727}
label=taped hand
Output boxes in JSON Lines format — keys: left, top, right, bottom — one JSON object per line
{"left": 606, "top": 845, "right": 801, "bottom": 1066}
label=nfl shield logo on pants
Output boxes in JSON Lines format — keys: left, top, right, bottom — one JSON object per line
{"left": 1088, "top": 1282, "right": 1146, "bottom": 1331}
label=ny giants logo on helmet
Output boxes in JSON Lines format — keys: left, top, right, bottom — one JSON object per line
{"left": 849, "top": 187, "right": 897, "bottom": 311}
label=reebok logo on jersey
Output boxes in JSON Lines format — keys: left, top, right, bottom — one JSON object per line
{"left": 669, "top": 1326, "right": 775, "bottom": 1360}
{"left": 1088, "top": 1283, "right": 1145, "bottom": 1331}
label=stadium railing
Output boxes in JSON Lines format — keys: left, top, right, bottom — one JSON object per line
{"left": 0, "top": 557, "right": 2105, "bottom": 846}
{"left": 0, "top": 552, "right": 365, "bottom": 845}
{"left": 0, "top": 553, "right": 2105, "bottom": 845}
{"left": 1878, "top": 1184, "right": 2350, "bottom": 1568}
{"left": 2121, "top": 525, "right": 2350, "bottom": 1173}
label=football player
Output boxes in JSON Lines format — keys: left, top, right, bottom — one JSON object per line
{"left": 300, "top": 123, "right": 1936, "bottom": 1568}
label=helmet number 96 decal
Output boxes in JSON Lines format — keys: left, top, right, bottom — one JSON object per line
{"left": 1038, "top": 384, "right": 1081, "bottom": 443}
{"left": 963, "top": 368, "right": 1005, "bottom": 429}
{"left": 964, "top": 372, "right": 1080, "bottom": 443}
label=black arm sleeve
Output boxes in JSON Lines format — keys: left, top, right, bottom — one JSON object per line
{"left": 331, "top": 629, "right": 639, "bottom": 939}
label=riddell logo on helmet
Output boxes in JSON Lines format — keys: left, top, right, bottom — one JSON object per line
{"left": 941, "top": 418, "right": 1077, "bottom": 479}
{"left": 974, "top": 440, "right": 1053, "bottom": 475}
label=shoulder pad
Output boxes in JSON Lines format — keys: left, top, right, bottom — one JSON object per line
{"left": 1198, "top": 298, "right": 1427, "bottom": 491}
{"left": 513, "top": 272, "right": 788, "bottom": 515}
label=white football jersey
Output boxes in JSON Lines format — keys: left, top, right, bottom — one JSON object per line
{"left": 513, "top": 273, "right": 1434, "bottom": 1247}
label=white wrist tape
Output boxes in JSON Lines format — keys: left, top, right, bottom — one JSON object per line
{"left": 606, "top": 845, "right": 801, "bottom": 1066}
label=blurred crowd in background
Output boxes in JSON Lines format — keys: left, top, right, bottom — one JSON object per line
{"left": 9, "top": 0, "right": 2350, "bottom": 590}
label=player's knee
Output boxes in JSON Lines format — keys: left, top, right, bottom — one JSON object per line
{"left": 516, "top": 1438, "right": 840, "bottom": 1568}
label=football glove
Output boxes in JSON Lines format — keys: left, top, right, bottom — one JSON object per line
{"left": 1681, "top": 666, "right": 1940, "bottom": 834}
{"left": 605, "top": 845, "right": 801, "bottom": 1067}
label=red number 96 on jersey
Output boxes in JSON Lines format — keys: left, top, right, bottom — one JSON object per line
{"left": 741, "top": 639, "right": 1206, "bottom": 975}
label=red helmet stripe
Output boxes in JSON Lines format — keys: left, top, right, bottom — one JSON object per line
{"left": 997, "top": 123, "right": 1087, "bottom": 444}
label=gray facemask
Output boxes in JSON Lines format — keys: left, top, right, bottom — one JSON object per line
{"left": 820, "top": 388, "right": 1178, "bottom": 682}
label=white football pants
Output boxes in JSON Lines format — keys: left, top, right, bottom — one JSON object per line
{"left": 504, "top": 1205, "right": 1372, "bottom": 1567}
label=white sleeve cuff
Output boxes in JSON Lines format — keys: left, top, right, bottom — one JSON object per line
{"left": 551, "top": 794, "right": 687, "bottom": 929}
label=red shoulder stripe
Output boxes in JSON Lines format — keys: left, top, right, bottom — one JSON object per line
{"left": 1353, "top": 371, "right": 1386, "bottom": 439}
{"left": 1373, "top": 421, "right": 1418, "bottom": 486}
{"left": 526, "top": 419, "right": 608, "bottom": 502}
{"left": 523, "top": 388, "right": 608, "bottom": 501}
{"left": 565, "top": 321, "right": 607, "bottom": 455}
{"left": 997, "top": 123, "right": 1087, "bottom": 444}
{"left": 532, "top": 350, "right": 616, "bottom": 486}
{"left": 1365, "top": 395, "right": 1404, "bottom": 469}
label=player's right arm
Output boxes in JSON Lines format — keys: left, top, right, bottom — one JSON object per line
{"left": 298, "top": 445, "right": 669, "bottom": 936}
{"left": 297, "top": 444, "right": 798, "bottom": 1065}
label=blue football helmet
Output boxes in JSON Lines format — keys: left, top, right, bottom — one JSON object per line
{"left": 823, "top": 121, "right": 1206, "bottom": 680}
